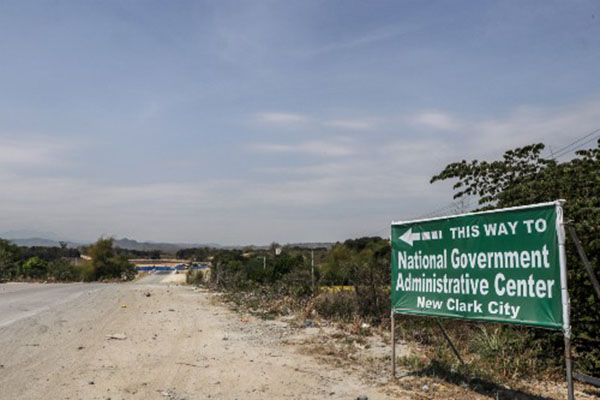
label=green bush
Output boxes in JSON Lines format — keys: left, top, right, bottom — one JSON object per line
{"left": 186, "top": 269, "right": 209, "bottom": 285}
{"left": 0, "top": 239, "right": 20, "bottom": 282}
{"left": 22, "top": 256, "right": 48, "bottom": 279}
{"left": 321, "top": 237, "right": 390, "bottom": 323}
{"left": 313, "top": 291, "right": 358, "bottom": 322}
{"left": 76, "top": 261, "right": 95, "bottom": 282}
{"left": 281, "top": 267, "right": 314, "bottom": 297}
{"left": 47, "top": 260, "right": 82, "bottom": 282}
{"left": 88, "top": 237, "right": 136, "bottom": 280}
{"left": 469, "top": 325, "right": 549, "bottom": 379}
{"left": 0, "top": 238, "right": 134, "bottom": 283}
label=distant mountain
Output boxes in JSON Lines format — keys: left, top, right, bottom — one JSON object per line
{"left": 114, "top": 238, "right": 225, "bottom": 252}
{"left": 286, "top": 242, "right": 335, "bottom": 249}
{"left": 1, "top": 234, "right": 331, "bottom": 253}
{"left": 1, "top": 237, "right": 210, "bottom": 253}
{"left": 1, "top": 230, "right": 65, "bottom": 241}
{"left": 220, "top": 242, "right": 335, "bottom": 250}
{"left": 7, "top": 237, "right": 71, "bottom": 247}
{"left": 112, "top": 238, "right": 182, "bottom": 253}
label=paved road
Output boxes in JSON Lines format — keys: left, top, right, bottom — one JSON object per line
{"left": 0, "top": 281, "right": 399, "bottom": 400}
{"left": 0, "top": 273, "right": 184, "bottom": 329}
{"left": 0, "top": 282, "right": 107, "bottom": 328}
{"left": 137, "top": 270, "right": 181, "bottom": 285}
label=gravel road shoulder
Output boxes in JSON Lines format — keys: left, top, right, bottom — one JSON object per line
{"left": 0, "top": 283, "right": 397, "bottom": 400}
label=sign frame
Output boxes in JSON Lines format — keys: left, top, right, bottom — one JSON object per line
{"left": 389, "top": 200, "right": 573, "bottom": 399}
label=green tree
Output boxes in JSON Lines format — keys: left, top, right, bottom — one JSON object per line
{"left": 270, "top": 253, "right": 303, "bottom": 281}
{"left": 320, "top": 237, "right": 391, "bottom": 322}
{"left": 322, "top": 244, "right": 354, "bottom": 285}
{"left": 431, "top": 140, "right": 600, "bottom": 374}
{"left": 176, "top": 247, "right": 210, "bottom": 261}
{"left": 88, "top": 237, "right": 135, "bottom": 280}
{"left": 322, "top": 237, "right": 390, "bottom": 286}
{"left": 47, "top": 259, "right": 80, "bottom": 282}
{"left": 0, "top": 239, "right": 20, "bottom": 281}
{"left": 23, "top": 256, "right": 48, "bottom": 279}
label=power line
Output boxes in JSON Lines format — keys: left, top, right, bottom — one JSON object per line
{"left": 416, "top": 202, "right": 458, "bottom": 218}
{"left": 554, "top": 134, "right": 600, "bottom": 160}
{"left": 549, "top": 127, "right": 600, "bottom": 160}
{"left": 399, "top": 129, "right": 599, "bottom": 233}
{"left": 350, "top": 127, "right": 599, "bottom": 239}
{"left": 415, "top": 198, "right": 473, "bottom": 219}
{"left": 415, "top": 201, "right": 460, "bottom": 219}
{"left": 354, "top": 199, "right": 474, "bottom": 239}
{"left": 402, "top": 129, "right": 599, "bottom": 223}
{"left": 551, "top": 127, "right": 599, "bottom": 156}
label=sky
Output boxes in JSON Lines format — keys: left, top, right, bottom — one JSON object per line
{"left": 0, "top": 0, "right": 599, "bottom": 245}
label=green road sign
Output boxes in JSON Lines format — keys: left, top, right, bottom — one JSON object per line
{"left": 391, "top": 201, "right": 568, "bottom": 330}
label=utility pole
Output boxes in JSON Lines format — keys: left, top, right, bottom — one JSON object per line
{"left": 263, "top": 256, "right": 266, "bottom": 270}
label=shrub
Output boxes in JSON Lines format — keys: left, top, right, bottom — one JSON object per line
{"left": 0, "top": 239, "right": 20, "bottom": 282}
{"left": 281, "top": 267, "right": 314, "bottom": 297}
{"left": 47, "top": 260, "right": 82, "bottom": 282}
{"left": 187, "top": 269, "right": 209, "bottom": 285}
{"left": 22, "top": 256, "right": 48, "bottom": 279}
{"left": 313, "top": 291, "right": 358, "bottom": 322}
{"left": 468, "top": 325, "right": 550, "bottom": 380}
{"left": 88, "top": 237, "right": 136, "bottom": 280}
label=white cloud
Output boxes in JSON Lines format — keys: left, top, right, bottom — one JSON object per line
{"left": 410, "top": 111, "right": 463, "bottom": 131}
{"left": 305, "top": 24, "right": 419, "bottom": 57}
{"left": 0, "top": 136, "right": 67, "bottom": 168}
{"left": 255, "top": 161, "right": 357, "bottom": 176}
{"left": 407, "top": 99, "right": 600, "bottom": 159}
{"left": 254, "top": 111, "right": 382, "bottom": 132}
{"left": 254, "top": 112, "right": 309, "bottom": 125}
{"left": 0, "top": 172, "right": 400, "bottom": 244}
{"left": 325, "top": 118, "right": 377, "bottom": 131}
{"left": 471, "top": 100, "right": 600, "bottom": 156}
{"left": 3, "top": 100, "right": 598, "bottom": 245}
{"left": 252, "top": 138, "right": 356, "bottom": 157}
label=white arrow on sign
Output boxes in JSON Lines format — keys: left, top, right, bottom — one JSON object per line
{"left": 399, "top": 228, "right": 421, "bottom": 246}
{"left": 399, "top": 228, "right": 443, "bottom": 246}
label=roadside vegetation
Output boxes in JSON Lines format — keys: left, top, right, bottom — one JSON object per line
{"left": 186, "top": 140, "right": 599, "bottom": 384}
{"left": 431, "top": 140, "right": 600, "bottom": 377}
{"left": 0, "top": 237, "right": 136, "bottom": 282}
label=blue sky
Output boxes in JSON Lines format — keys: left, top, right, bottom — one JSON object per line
{"left": 0, "top": 1, "right": 599, "bottom": 245}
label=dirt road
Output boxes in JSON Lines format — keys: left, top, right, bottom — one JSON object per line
{"left": 0, "top": 278, "right": 397, "bottom": 400}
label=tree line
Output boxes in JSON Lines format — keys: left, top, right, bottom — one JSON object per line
{"left": 0, "top": 237, "right": 136, "bottom": 282}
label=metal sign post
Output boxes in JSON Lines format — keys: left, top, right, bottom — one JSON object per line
{"left": 435, "top": 319, "right": 465, "bottom": 365}
{"left": 556, "top": 202, "right": 575, "bottom": 400}
{"left": 391, "top": 310, "right": 396, "bottom": 378}
{"left": 567, "top": 225, "right": 600, "bottom": 300}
